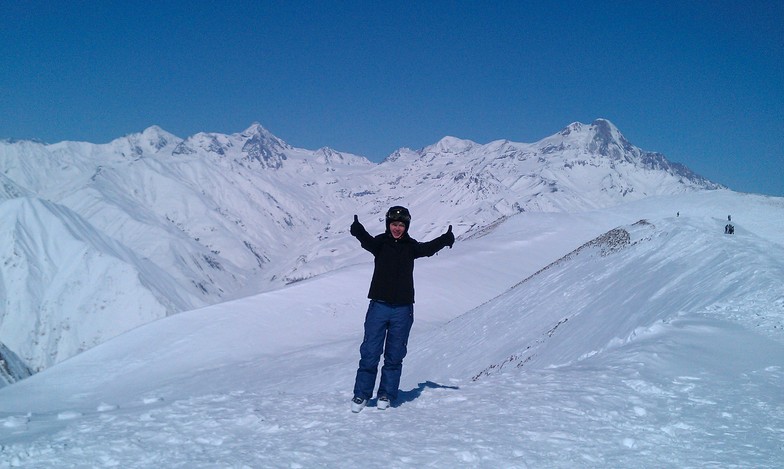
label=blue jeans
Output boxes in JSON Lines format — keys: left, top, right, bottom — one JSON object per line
{"left": 353, "top": 300, "right": 414, "bottom": 401}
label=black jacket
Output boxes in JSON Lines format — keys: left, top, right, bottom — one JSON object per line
{"left": 353, "top": 226, "right": 451, "bottom": 304}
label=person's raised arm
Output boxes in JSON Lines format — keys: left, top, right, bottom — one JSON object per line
{"left": 415, "top": 224, "right": 455, "bottom": 258}
{"left": 350, "top": 214, "right": 377, "bottom": 251}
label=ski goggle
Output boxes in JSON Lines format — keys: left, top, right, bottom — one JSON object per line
{"left": 386, "top": 207, "right": 411, "bottom": 222}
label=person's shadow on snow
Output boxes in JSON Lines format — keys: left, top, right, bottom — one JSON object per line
{"left": 393, "top": 381, "right": 460, "bottom": 407}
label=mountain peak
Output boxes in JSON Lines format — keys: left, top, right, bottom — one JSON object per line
{"left": 591, "top": 118, "right": 616, "bottom": 130}
{"left": 237, "top": 123, "right": 290, "bottom": 169}
{"left": 559, "top": 122, "right": 585, "bottom": 136}
{"left": 590, "top": 118, "right": 625, "bottom": 142}
{"left": 141, "top": 126, "right": 180, "bottom": 148}
{"left": 111, "top": 125, "right": 181, "bottom": 155}
{"left": 553, "top": 119, "right": 633, "bottom": 160}
{"left": 559, "top": 119, "right": 620, "bottom": 138}
{"left": 237, "top": 122, "right": 288, "bottom": 146}
{"left": 587, "top": 118, "right": 634, "bottom": 158}
{"left": 424, "top": 136, "right": 476, "bottom": 155}
{"left": 241, "top": 122, "right": 272, "bottom": 137}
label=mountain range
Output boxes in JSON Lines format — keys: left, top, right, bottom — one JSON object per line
{"left": 0, "top": 118, "right": 722, "bottom": 382}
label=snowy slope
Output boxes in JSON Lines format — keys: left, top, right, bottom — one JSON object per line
{"left": 0, "top": 197, "right": 200, "bottom": 372}
{"left": 0, "top": 191, "right": 782, "bottom": 468}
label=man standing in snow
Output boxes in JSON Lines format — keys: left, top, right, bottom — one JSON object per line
{"left": 349, "top": 206, "right": 454, "bottom": 412}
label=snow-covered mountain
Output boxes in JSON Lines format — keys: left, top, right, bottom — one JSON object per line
{"left": 0, "top": 119, "right": 721, "bottom": 377}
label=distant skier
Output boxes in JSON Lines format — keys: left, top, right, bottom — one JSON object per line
{"left": 728, "top": 215, "right": 732, "bottom": 221}
{"left": 349, "top": 206, "right": 454, "bottom": 412}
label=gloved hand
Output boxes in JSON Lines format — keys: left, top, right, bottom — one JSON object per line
{"left": 443, "top": 225, "right": 455, "bottom": 248}
{"left": 350, "top": 215, "right": 364, "bottom": 237}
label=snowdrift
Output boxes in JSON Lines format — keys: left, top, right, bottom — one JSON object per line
{"left": 405, "top": 215, "right": 784, "bottom": 384}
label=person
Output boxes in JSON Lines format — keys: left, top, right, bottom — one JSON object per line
{"left": 349, "top": 206, "right": 454, "bottom": 412}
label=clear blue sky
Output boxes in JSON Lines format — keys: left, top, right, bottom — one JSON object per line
{"left": 2, "top": 1, "right": 782, "bottom": 196}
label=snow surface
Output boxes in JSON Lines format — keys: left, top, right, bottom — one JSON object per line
{"left": 1, "top": 191, "right": 783, "bottom": 468}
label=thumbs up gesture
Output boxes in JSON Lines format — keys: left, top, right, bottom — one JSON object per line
{"left": 350, "top": 215, "right": 363, "bottom": 237}
{"left": 443, "top": 224, "right": 455, "bottom": 248}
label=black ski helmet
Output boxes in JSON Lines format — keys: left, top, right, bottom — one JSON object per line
{"left": 385, "top": 206, "right": 411, "bottom": 232}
